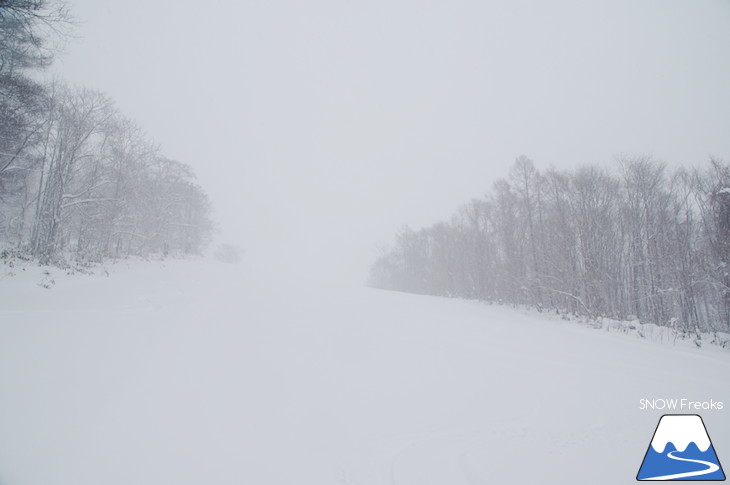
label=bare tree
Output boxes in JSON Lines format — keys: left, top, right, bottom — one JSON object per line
{"left": 30, "top": 84, "right": 114, "bottom": 259}
{"left": 371, "top": 156, "right": 730, "bottom": 333}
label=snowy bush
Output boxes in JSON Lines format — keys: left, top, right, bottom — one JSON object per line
{"left": 214, "top": 243, "right": 244, "bottom": 264}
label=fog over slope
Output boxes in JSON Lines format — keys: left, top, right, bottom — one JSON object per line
{"left": 52, "top": 0, "right": 730, "bottom": 280}
{"left": 2, "top": 2, "right": 729, "bottom": 484}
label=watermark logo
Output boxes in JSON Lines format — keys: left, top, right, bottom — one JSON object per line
{"left": 637, "top": 414, "right": 725, "bottom": 481}
{"left": 639, "top": 399, "right": 723, "bottom": 411}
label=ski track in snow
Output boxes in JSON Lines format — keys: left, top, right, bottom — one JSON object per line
{"left": 0, "top": 258, "right": 729, "bottom": 485}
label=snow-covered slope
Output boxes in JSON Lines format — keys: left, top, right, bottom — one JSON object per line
{"left": 0, "top": 258, "right": 728, "bottom": 484}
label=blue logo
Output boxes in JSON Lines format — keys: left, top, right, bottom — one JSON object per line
{"left": 637, "top": 414, "right": 725, "bottom": 481}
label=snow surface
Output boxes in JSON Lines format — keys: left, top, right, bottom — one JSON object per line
{"left": 1, "top": 257, "right": 729, "bottom": 484}
{"left": 650, "top": 415, "right": 711, "bottom": 453}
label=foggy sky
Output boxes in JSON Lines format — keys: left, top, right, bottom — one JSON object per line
{"left": 51, "top": 0, "right": 730, "bottom": 282}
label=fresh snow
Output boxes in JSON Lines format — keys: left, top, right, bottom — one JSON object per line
{"left": 1, "top": 258, "right": 729, "bottom": 484}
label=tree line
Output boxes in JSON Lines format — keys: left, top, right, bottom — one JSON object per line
{"left": 0, "top": 0, "right": 214, "bottom": 263}
{"left": 370, "top": 156, "right": 730, "bottom": 333}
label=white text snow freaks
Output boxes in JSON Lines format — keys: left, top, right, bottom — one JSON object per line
{"left": 639, "top": 399, "right": 723, "bottom": 411}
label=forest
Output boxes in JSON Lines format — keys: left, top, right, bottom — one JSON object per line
{"left": 370, "top": 156, "right": 730, "bottom": 333}
{"left": 0, "top": 0, "right": 213, "bottom": 264}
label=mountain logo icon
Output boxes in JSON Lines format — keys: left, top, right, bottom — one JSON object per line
{"left": 637, "top": 414, "right": 725, "bottom": 481}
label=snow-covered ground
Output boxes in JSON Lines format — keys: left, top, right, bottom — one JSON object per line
{"left": 1, "top": 258, "right": 728, "bottom": 484}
